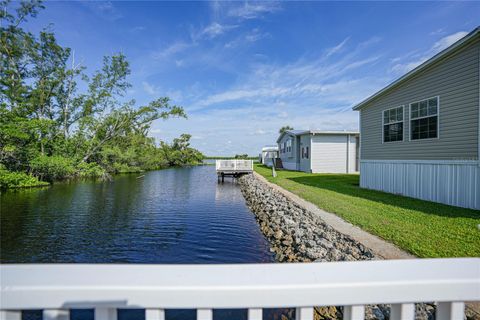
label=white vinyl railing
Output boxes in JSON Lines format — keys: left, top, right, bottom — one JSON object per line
{"left": 215, "top": 160, "right": 253, "bottom": 172}
{"left": 1, "top": 258, "right": 479, "bottom": 320}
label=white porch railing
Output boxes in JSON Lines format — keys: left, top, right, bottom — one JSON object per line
{"left": 215, "top": 160, "right": 253, "bottom": 172}
{"left": 1, "top": 258, "right": 479, "bottom": 320}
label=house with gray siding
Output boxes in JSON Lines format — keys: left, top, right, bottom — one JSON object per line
{"left": 277, "top": 130, "right": 359, "bottom": 173}
{"left": 353, "top": 27, "right": 480, "bottom": 210}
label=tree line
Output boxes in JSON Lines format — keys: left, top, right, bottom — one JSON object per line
{"left": 0, "top": 0, "right": 203, "bottom": 188}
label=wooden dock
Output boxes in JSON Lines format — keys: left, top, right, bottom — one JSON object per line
{"left": 216, "top": 160, "right": 253, "bottom": 182}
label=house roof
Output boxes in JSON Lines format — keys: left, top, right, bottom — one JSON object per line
{"left": 352, "top": 26, "right": 480, "bottom": 111}
{"left": 276, "top": 130, "right": 359, "bottom": 143}
{"left": 261, "top": 145, "right": 279, "bottom": 152}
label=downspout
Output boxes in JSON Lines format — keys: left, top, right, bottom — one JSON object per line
{"left": 359, "top": 111, "right": 362, "bottom": 174}
{"left": 346, "top": 134, "right": 350, "bottom": 173}
{"left": 478, "top": 44, "right": 480, "bottom": 167}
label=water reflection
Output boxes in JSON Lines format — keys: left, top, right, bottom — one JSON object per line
{"left": 1, "top": 166, "right": 273, "bottom": 264}
{"left": 1, "top": 166, "right": 278, "bottom": 319}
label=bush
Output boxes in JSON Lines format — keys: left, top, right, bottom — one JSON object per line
{"left": 113, "top": 163, "right": 143, "bottom": 173}
{"left": 0, "top": 166, "right": 49, "bottom": 188}
{"left": 76, "top": 162, "right": 108, "bottom": 179}
{"left": 29, "top": 155, "right": 75, "bottom": 181}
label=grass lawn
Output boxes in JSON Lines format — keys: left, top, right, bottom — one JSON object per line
{"left": 255, "top": 164, "right": 480, "bottom": 258}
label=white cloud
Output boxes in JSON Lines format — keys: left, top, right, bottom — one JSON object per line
{"left": 142, "top": 81, "right": 159, "bottom": 95}
{"left": 325, "top": 37, "right": 350, "bottom": 57}
{"left": 430, "top": 28, "right": 445, "bottom": 36}
{"left": 193, "top": 53, "right": 381, "bottom": 110}
{"left": 198, "top": 22, "right": 237, "bottom": 39}
{"left": 227, "top": 2, "right": 281, "bottom": 20}
{"left": 146, "top": 32, "right": 385, "bottom": 156}
{"left": 391, "top": 31, "right": 468, "bottom": 74}
{"left": 224, "top": 28, "right": 269, "bottom": 48}
{"left": 130, "top": 26, "right": 145, "bottom": 33}
{"left": 152, "top": 41, "right": 191, "bottom": 59}
{"left": 150, "top": 128, "right": 163, "bottom": 134}
{"left": 245, "top": 28, "right": 269, "bottom": 42}
{"left": 432, "top": 31, "right": 468, "bottom": 51}
{"left": 81, "top": 1, "right": 123, "bottom": 21}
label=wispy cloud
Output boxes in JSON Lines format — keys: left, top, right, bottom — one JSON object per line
{"left": 225, "top": 28, "right": 270, "bottom": 48}
{"left": 130, "top": 26, "right": 145, "bottom": 33}
{"left": 193, "top": 40, "right": 383, "bottom": 111}
{"left": 81, "top": 1, "right": 123, "bottom": 21}
{"left": 326, "top": 37, "right": 350, "bottom": 57}
{"left": 245, "top": 28, "right": 270, "bottom": 42}
{"left": 430, "top": 28, "right": 445, "bottom": 36}
{"left": 142, "top": 81, "right": 159, "bottom": 95}
{"left": 152, "top": 41, "right": 192, "bottom": 59}
{"left": 196, "top": 22, "right": 238, "bottom": 40}
{"left": 227, "top": 2, "right": 281, "bottom": 20}
{"left": 432, "top": 31, "right": 468, "bottom": 51}
{"left": 391, "top": 31, "right": 468, "bottom": 74}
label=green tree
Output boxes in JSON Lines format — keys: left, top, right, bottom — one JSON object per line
{"left": 0, "top": 1, "right": 203, "bottom": 188}
{"left": 279, "top": 125, "right": 293, "bottom": 134}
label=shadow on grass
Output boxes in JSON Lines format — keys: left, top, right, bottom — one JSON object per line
{"left": 287, "top": 174, "right": 480, "bottom": 219}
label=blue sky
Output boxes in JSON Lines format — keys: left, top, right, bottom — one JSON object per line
{"left": 23, "top": 1, "right": 479, "bottom": 156}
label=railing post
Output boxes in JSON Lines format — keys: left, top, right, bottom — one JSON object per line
{"left": 146, "top": 309, "right": 165, "bottom": 320}
{"left": 344, "top": 305, "right": 365, "bottom": 320}
{"left": 248, "top": 308, "right": 262, "bottom": 320}
{"left": 390, "top": 303, "right": 415, "bottom": 320}
{"left": 95, "top": 308, "right": 117, "bottom": 320}
{"left": 295, "top": 307, "right": 314, "bottom": 320}
{"left": 437, "top": 302, "right": 465, "bottom": 320}
{"left": 43, "top": 309, "right": 70, "bottom": 320}
{"left": 0, "top": 311, "right": 21, "bottom": 320}
{"left": 197, "top": 309, "right": 213, "bottom": 320}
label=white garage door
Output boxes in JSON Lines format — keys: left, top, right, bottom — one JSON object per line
{"left": 311, "top": 135, "right": 348, "bottom": 173}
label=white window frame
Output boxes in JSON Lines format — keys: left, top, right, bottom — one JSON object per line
{"left": 409, "top": 96, "right": 440, "bottom": 141}
{"left": 382, "top": 105, "right": 405, "bottom": 144}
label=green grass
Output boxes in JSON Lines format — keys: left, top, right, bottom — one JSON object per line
{"left": 255, "top": 164, "right": 480, "bottom": 258}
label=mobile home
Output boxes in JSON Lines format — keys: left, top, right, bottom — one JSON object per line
{"left": 353, "top": 27, "right": 480, "bottom": 209}
{"left": 277, "top": 130, "right": 359, "bottom": 173}
{"left": 259, "top": 145, "right": 279, "bottom": 167}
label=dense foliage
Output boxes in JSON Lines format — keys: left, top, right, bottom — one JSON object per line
{"left": 0, "top": 164, "right": 49, "bottom": 188}
{"left": 203, "top": 156, "right": 258, "bottom": 160}
{"left": 0, "top": 1, "right": 203, "bottom": 188}
{"left": 278, "top": 125, "right": 294, "bottom": 134}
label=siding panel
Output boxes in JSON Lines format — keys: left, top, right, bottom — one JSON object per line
{"left": 278, "top": 134, "right": 297, "bottom": 169}
{"left": 360, "top": 160, "right": 480, "bottom": 209}
{"left": 299, "top": 135, "right": 311, "bottom": 172}
{"left": 359, "top": 39, "right": 479, "bottom": 160}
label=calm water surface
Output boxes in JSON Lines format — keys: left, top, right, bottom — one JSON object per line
{"left": 1, "top": 165, "right": 273, "bottom": 263}
{"left": 1, "top": 166, "right": 285, "bottom": 319}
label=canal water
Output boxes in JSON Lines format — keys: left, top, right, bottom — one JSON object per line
{"left": 1, "top": 165, "right": 280, "bottom": 320}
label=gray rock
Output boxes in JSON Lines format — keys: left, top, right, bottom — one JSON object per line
{"left": 238, "top": 174, "right": 440, "bottom": 320}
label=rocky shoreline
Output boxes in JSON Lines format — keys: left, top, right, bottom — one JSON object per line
{"left": 238, "top": 173, "right": 438, "bottom": 320}
{"left": 239, "top": 173, "right": 376, "bottom": 263}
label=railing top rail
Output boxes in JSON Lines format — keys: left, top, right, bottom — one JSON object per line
{"left": 1, "top": 258, "right": 479, "bottom": 309}
{"left": 215, "top": 159, "right": 253, "bottom": 171}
